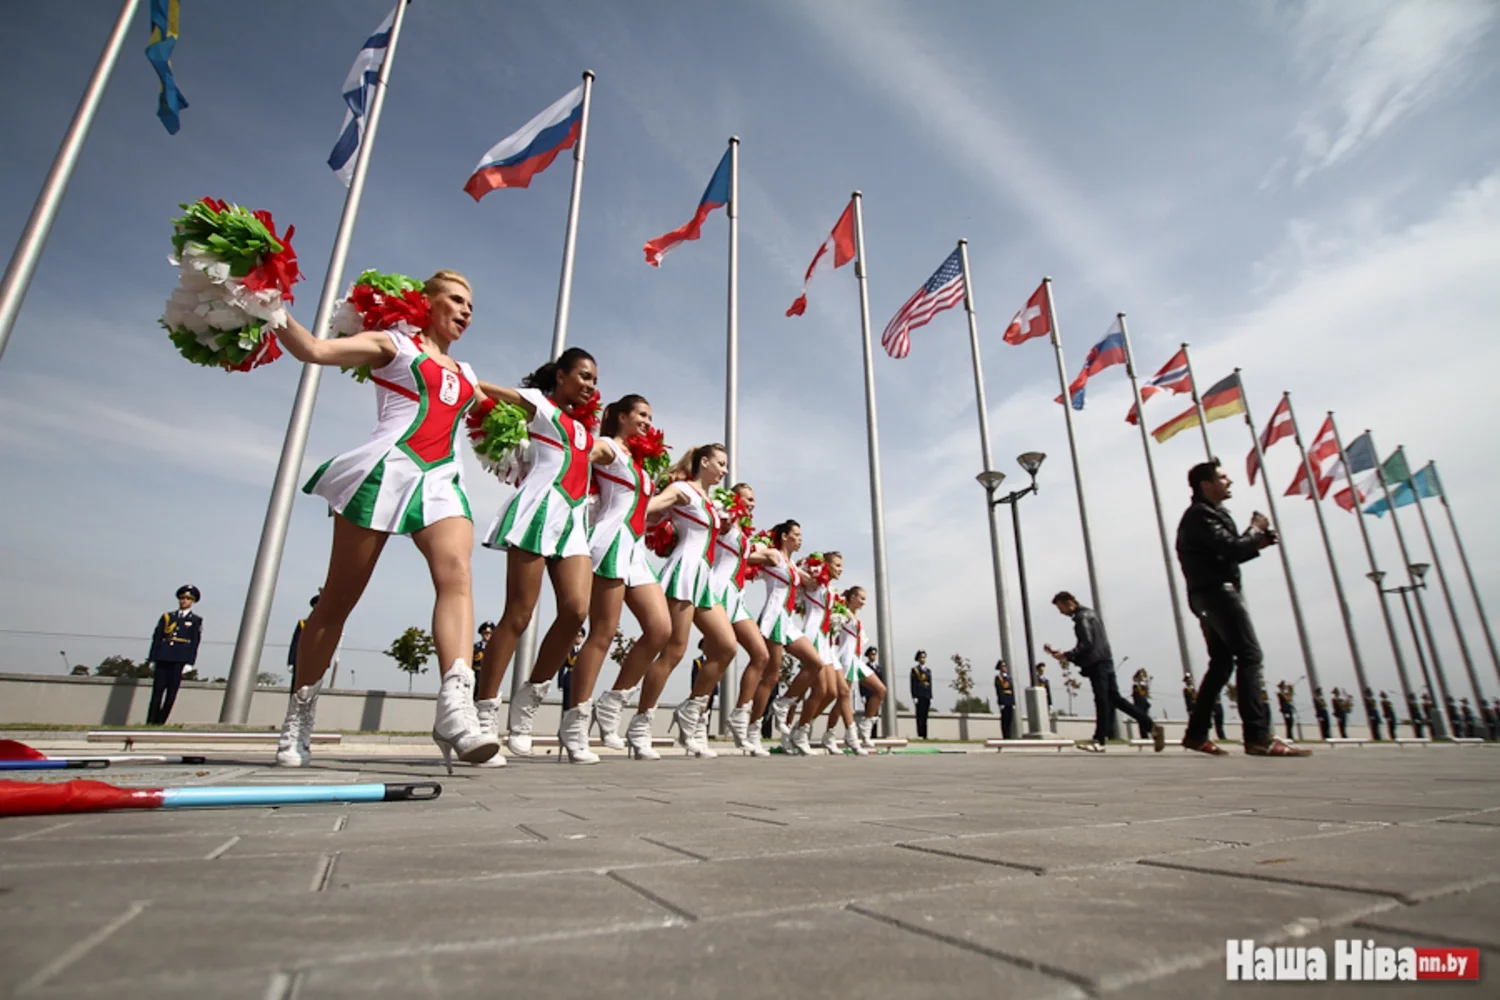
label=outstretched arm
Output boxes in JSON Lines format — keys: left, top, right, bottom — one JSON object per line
{"left": 645, "top": 481, "right": 687, "bottom": 518}
{"left": 276, "top": 315, "right": 397, "bottom": 370}
{"left": 474, "top": 381, "right": 537, "bottom": 418}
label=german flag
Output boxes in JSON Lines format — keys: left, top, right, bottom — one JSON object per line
{"left": 1152, "top": 373, "right": 1244, "bottom": 444}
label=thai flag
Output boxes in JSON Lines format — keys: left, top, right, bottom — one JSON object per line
{"left": 464, "top": 85, "right": 586, "bottom": 200}
{"left": 1125, "top": 347, "right": 1192, "bottom": 424}
{"left": 328, "top": 4, "right": 397, "bottom": 187}
{"left": 1056, "top": 319, "right": 1127, "bottom": 410}
{"left": 643, "top": 149, "right": 731, "bottom": 267}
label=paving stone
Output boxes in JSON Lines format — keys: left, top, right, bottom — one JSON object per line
{"left": 0, "top": 853, "right": 327, "bottom": 905}
{"left": 1355, "top": 881, "right": 1500, "bottom": 950}
{"left": 1132, "top": 813, "right": 1363, "bottom": 846}
{"left": 0, "top": 833, "right": 242, "bottom": 866}
{"left": 1250, "top": 800, "right": 1486, "bottom": 825}
{"left": 327, "top": 833, "right": 688, "bottom": 886}
{"left": 894, "top": 824, "right": 1249, "bottom": 873}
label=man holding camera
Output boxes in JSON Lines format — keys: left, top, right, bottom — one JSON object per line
{"left": 1176, "top": 460, "right": 1310, "bottom": 757}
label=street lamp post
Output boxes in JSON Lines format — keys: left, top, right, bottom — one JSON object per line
{"left": 1371, "top": 566, "right": 1447, "bottom": 739}
{"left": 978, "top": 451, "right": 1055, "bottom": 738}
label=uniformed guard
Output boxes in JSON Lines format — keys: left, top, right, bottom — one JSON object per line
{"left": 1276, "top": 681, "right": 1296, "bottom": 739}
{"left": 910, "top": 651, "right": 933, "bottom": 739}
{"left": 473, "top": 621, "right": 495, "bottom": 674}
{"left": 147, "top": 585, "right": 202, "bottom": 725}
{"left": 1130, "top": 668, "right": 1152, "bottom": 721}
{"left": 994, "top": 660, "right": 1016, "bottom": 739}
{"left": 1380, "top": 690, "right": 1398, "bottom": 739}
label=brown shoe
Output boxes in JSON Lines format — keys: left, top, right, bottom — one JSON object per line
{"left": 1245, "top": 738, "right": 1312, "bottom": 757}
{"left": 1152, "top": 726, "right": 1166, "bottom": 753}
{"left": 1182, "top": 737, "right": 1228, "bottom": 756}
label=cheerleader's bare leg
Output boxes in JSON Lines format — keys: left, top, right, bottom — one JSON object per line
{"left": 781, "top": 635, "right": 830, "bottom": 754}
{"left": 504, "top": 553, "right": 592, "bottom": 756}
{"left": 587, "top": 580, "right": 671, "bottom": 751}
{"left": 729, "top": 619, "right": 772, "bottom": 754}
{"left": 477, "top": 550, "right": 547, "bottom": 701}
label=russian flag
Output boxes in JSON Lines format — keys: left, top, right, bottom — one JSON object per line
{"left": 465, "top": 85, "right": 585, "bottom": 201}
{"left": 643, "top": 149, "right": 731, "bottom": 267}
{"left": 1055, "top": 321, "right": 1127, "bottom": 410}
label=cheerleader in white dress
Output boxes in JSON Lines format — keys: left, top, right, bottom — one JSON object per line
{"left": 272, "top": 270, "right": 499, "bottom": 771}
{"left": 472, "top": 348, "right": 600, "bottom": 759}
{"left": 823, "top": 586, "right": 885, "bottom": 754}
{"left": 632, "top": 445, "right": 740, "bottom": 758}
{"left": 709, "top": 485, "right": 777, "bottom": 756}
{"left": 756, "top": 523, "right": 840, "bottom": 755}
{"left": 785, "top": 552, "right": 846, "bottom": 753}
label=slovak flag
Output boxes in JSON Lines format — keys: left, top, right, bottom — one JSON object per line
{"left": 643, "top": 148, "right": 731, "bottom": 267}
{"left": 1247, "top": 394, "right": 1294, "bottom": 486}
{"left": 1126, "top": 347, "right": 1192, "bottom": 424}
{"left": 1285, "top": 415, "right": 1341, "bottom": 499}
{"left": 787, "top": 200, "right": 856, "bottom": 317}
{"left": 465, "top": 84, "right": 586, "bottom": 200}
{"left": 1003, "top": 282, "right": 1049, "bottom": 344}
{"left": 1055, "top": 318, "right": 1126, "bottom": 409}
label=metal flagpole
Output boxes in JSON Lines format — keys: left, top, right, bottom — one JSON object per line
{"left": 1118, "top": 315, "right": 1193, "bottom": 681}
{"left": 1401, "top": 447, "right": 1486, "bottom": 712}
{"left": 1041, "top": 279, "right": 1103, "bottom": 613}
{"left": 1431, "top": 461, "right": 1500, "bottom": 687}
{"left": 1179, "top": 344, "right": 1215, "bottom": 460}
{"left": 1367, "top": 431, "right": 1451, "bottom": 738}
{"left": 956, "top": 243, "right": 1016, "bottom": 679}
{"left": 0, "top": 0, "right": 142, "bottom": 366}
{"left": 512, "top": 68, "right": 596, "bottom": 701}
{"left": 718, "top": 135, "right": 739, "bottom": 735}
{"left": 1235, "top": 370, "right": 1320, "bottom": 699}
{"left": 221, "top": 0, "right": 412, "bottom": 722}
{"left": 1285, "top": 395, "right": 1372, "bottom": 726}
{"left": 851, "top": 194, "right": 899, "bottom": 738}
{"left": 1328, "top": 414, "right": 1417, "bottom": 728}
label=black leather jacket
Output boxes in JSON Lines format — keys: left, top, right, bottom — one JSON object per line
{"left": 1175, "top": 499, "right": 1263, "bottom": 595}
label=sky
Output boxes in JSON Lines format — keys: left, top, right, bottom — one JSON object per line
{"left": 1, "top": 0, "right": 1497, "bottom": 719}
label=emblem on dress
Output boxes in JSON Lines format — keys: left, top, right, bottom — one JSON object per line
{"left": 439, "top": 369, "right": 460, "bottom": 405}
{"left": 572, "top": 422, "right": 588, "bottom": 450}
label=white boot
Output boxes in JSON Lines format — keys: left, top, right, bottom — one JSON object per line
{"left": 432, "top": 661, "right": 500, "bottom": 773}
{"left": 820, "top": 728, "right": 840, "bottom": 754}
{"left": 276, "top": 679, "right": 323, "bottom": 767}
{"left": 560, "top": 700, "right": 601, "bottom": 764}
{"left": 672, "top": 696, "right": 717, "bottom": 758}
{"left": 472, "top": 697, "right": 507, "bottom": 767}
{"left": 694, "top": 701, "right": 713, "bottom": 751}
{"left": 727, "top": 704, "right": 751, "bottom": 749}
{"left": 790, "top": 723, "right": 815, "bottom": 756}
{"left": 779, "top": 725, "right": 796, "bottom": 754}
{"left": 593, "top": 689, "right": 628, "bottom": 751}
{"left": 857, "top": 716, "right": 876, "bottom": 749}
{"left": 845, "top": 725, "right": 870, "bottom": 756}
{"left": 745, "top": 725, "right": 771, "bottom": 758}
{"left": 772, "top": 696, "right": 794, "bottom": 735}
{"left": 626, "top": 710, "right": 660, "bottom": 760}
{"left": 506, "top": 679, "right": 550, "bottom": 756}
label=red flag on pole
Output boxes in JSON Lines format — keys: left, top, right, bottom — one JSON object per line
{"left": 1002, "top": 282, "right": 1049, "bottom": 344}
{"left": 1286, "top": 416, "right": 1342, "bottom": 499}
{"left": 786, "top": 201, "right": 856, "bottom": 317}
{"left": 1247, "top": 394, "right": 1293, "bottom": 485}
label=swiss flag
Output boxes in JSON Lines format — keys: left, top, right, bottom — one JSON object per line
{"left": 1285, "top": 416, "right": 1342, "bottom": 499}
{"left": 1003, "top": 282, "right": 1049, "bottom": 344}
{"left": 787, "top": 201, "right": 857, "bottom": 317}
{"left": 1247, "top": 395, "right": 1293, "bottom": 486}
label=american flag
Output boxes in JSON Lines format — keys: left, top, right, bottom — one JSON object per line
{"left": 881, "top": 248, "right": 966, "bottom": 359}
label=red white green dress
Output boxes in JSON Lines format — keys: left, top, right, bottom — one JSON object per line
{"left": 756, "top": 553, "right": 804, "bottom": 645}
{"left": 302, "top": 331, "right": 477, "bottom": 534}
{"left": 658, "top": 481, "right": 717, "bottom": 609}
{"left": 837, "top": 615, "right": 873, "bottom": 682}
{"left": 709, "top": 523, "right": 754, "bottom": 624}
{"left": 589, "top": 442, "right": 657, "bottom": 587}
{"left": 483, "top": 387, "right": 593, "bottom": 559}
{"left": 800, "top": 581, "right": 838, "bottom": 666}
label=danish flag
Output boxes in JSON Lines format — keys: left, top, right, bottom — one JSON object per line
{"left": 1247, "top": 395, "right": 1294, "bottom": 486}
{"left": 1002, "top": 282, "right": 1049, "bottom": 344}
{"left": 1286, "top": 416, "right": 1343, "bottom": 500}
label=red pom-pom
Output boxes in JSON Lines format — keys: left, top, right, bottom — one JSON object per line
{"left": 645, "top": 519, "right": 677, "bottom": 558}
{"left": 224, "top": 331, "right": 283, "bottom": 372}
{"left": 569, "top": 395, "right": 601, "bottom": 433}
{"left": 241, "top": 211, "right": 303, "bottom": 303}
{"left": 625, "top": 425, "right": 668, "bottom": 462}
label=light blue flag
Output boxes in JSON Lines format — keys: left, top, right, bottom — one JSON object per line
{"left": 1365, "top": 463, "right": 1441, "bottom": 517}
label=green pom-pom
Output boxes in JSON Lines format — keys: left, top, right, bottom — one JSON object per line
{"left": 353, "top": 269, "right": 423, "bottom": 296}
{"left": 472, "top": 402, "right": 529, "bottom": 464}
{"left": 171, "top": 200, "right": 282, "bottom": 276}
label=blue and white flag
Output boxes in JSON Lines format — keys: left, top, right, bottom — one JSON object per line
{"left": 328, "top": 5, "right": 397, "bottom": 186}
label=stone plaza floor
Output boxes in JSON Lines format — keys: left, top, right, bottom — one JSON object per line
{"left": 1, "top": 740, "right": 1497, "bottom": 998}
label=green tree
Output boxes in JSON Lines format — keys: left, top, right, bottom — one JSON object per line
{"left": 949, "top": 654, "right": 977, "bottom": 712}
{"left": 609, "top": 629, "right": 636, "bottom": 667}
{"left": 95, "top": 655, "right": 152, "bottom": 679}
{"left": 69, "top": 664, "right": 89, "bottom": 676}
{"left": 1059, "top": 662, "right": 1082, "bottom": 714}
{"left": 779, "top": 652, "right": 796, "bottom": 687}
{"left": 256, "top": 671, "right": 281, "bottom": 687}
{"left": 385, "top": 627, "right": 437, "bottom": 691}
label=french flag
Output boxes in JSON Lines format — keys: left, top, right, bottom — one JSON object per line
{"left": 1056, "top": 321, "right": 1127, "bottom": 409}
{"left": 643, "top": 149, "right": 731, "bottom": 267}
{"left": 465, "top": 84, "right": 585, "bottom": 201}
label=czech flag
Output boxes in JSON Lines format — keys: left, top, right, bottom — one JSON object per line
{"left": 644, "top": 149, "right": 731, "bottom": 266}
{"left": 465, "top": 85, "right": 585, "bottom": 200}
{"left": 1055, "top": 320, "right": 1127, "bottom": 409}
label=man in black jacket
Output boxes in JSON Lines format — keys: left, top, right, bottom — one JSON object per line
{"left": 1176, "top": 460, "right": 1309, "bottom": 757}
{"left": 910, "top": 651, "right": 933, "bottom": 739}
{"left": 1046, "top": 593, "right": 1163, "bottom": 752}
{"left": 146, "top": 585, "right": 203, "bottom": 725}
{"left": 994, "top": 660, "right": 1016, "bottom": 740}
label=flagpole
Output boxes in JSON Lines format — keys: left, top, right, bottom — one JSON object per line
{"left": 1400, "top": 447, "right": 1486, "bottom": 714}
{"left": 1041, "top": 278, "right": 1103, "bottom": 614}
{"left": 1432, "top": 461, "right": 1500, "bottom": 687}
{"left": 1119, "top": 315, "right": 1193, "bottom": 682}
{"left": 718, "top": 135, "right": 740, "bottom": 735}
{"left": 1285, "top": 394, "right": 1372, "bottom": 730}
{"left": 956, "top": 243, "right": 1016, "bottom": 681}
{"left": 0, "top": 0, "right": 142, "bottom": 367}
{"left": 852, "top": 193, "right": 899, "bottom": 739}
{"left": 1368, "top": 431, "right": 1451, "bottom": 738}
{"left": 512, "top": 67, "right": 596, "bottom": 702}
{"left": 1328, "top": 414, "right": 1417, "bottom": 731}
{"left": 1235, "top": 370, "right": 1320, "bottom": 703}
{"left": 1180, "top": 344, "right": 1215, "bottom": 460}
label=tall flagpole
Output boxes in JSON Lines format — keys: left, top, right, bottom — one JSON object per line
{"left": 0, "top": 0, "right": 142, "bottom": 366}
{"left": 1368, "top": 431, "right": 1451, "bottom": 738}
{"left": 1179, "top": 343, "right": 1215, "bottom": 460}
{"left": 1235, "top": 370, "right": 1320, "bottom": 701}
{"left": 1328, "top": 414, "right": 1417, "bottom": 730}
{"left": 221, "top": 0, "right": 412, "bottom": 722}
{"left": 718, "top": 135, "right": 740, "bottom": 735}
{"left": 1041, "top": 278, "right": 1102, "bottom": 613}
{"left": 1431, "top": 461, "right": 1500, "bottom": 687}
{"left": 1401, "top": 447, "right": 1486, "bottom": 712}
{"left": 512, "top": 68, "right": 596, "bottom": 701}
{"left": 1118, "top": 315, "right": 1193, "bottom": 682}
{"left": 1285, "top": 394, "right": 1371, "bottom": 728}
{"left": 956, "top": 243, "right": 1015, "bottom": 679}
{"left": 852, "top": 193, "right": 899, "bottom": 738}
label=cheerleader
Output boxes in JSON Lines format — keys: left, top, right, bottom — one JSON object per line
{"left": 787, "top": 551, "right": 846, "bottom": 753}
{"left": 471, "top": 348, "right": 599, "bottom": 761}
{"left": 707, "top": 484, "right": 777, "bottom": 756}
{"left": 828, "top": 586, "right": 885, "bottom": 753}
{"left": 630, "top": 444, "right": 740, "bottom": 758}
{"left": 273, "top": 271, "right": 499, "bottom": 770}
{"left": 754, "top": 523, "right": 838, "bottom": 755}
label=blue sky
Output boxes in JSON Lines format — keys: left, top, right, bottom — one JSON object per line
{"left": 1, "top": 0, "right": 1497, "bottom": 716}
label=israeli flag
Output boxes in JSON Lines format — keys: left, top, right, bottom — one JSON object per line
{"left": 328, "top": 5, "right": 397, "bottom": 186}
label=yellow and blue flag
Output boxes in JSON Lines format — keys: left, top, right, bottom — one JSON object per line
{"left": 145, "top": 0, "right": 189, "bottom": 133}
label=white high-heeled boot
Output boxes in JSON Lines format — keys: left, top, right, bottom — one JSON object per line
{"left": 506, "top": 679, "right": 551, "bottom": 756}
{"left": 593, "top": 689, "right": 628, "bottom": 750}
{"left": 744, "top": 725, "right": 771, "bottom": 757}
{"left": 790, "top": 722, "right": 815, "bottom": 756}
{"left": 472, "top": 697, "right": 507, "bottom": 767}
{"left": 771, "top": 696, "right": 794, "bottom": 735}
{"left": 820, "top": 728, "right": 840, "bottom": 754}
{"left": 857, "top": 716, "right": 876, "bottom": 749}
{"left": 672, "top": 696, "right": 717, "bottom": 758}
{"left": 727, "top": 704, "right": 751, "bottom": 749}
{"left": 626, "top": 710, "right": 659, "bottom": 760}
{"left": 276, "top": 679, "right": 323, "bottom": 767}
{"left": 559, "top": 700, "right": 600, "bottom": 764}
{"left": 432, "top": 661, "right": 500, "bottom": 773}
{"left": 845, "top": 724, "right": 869, "bottom": 756}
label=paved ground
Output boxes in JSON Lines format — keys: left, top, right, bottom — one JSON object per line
{"left": 2, "top": 741, "right": 1497, "bottom": 998}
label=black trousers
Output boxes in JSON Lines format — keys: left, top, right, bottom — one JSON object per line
{"left": 1281, "top": 710, "right": 1295, "bottom": 739}
{"left": 1186, "top": 585, "right": 1271, "bottom": 745}
{"left": 1334, "top": 713, "right": 1348, "bottom": 738}
{"left": 559, "top": 666, "right": 574, "bottom": 711}
{"left": 1084, "top": 662, "right": 1153, "bottom": 744}
{"left": 915, "top": 698, "right": 931, "bottom": 738}
{"left": 1384, "top": 712, "right": 1398, "bottom": 739}
{"left": 1000, "top": 704, "right": 1015, "bottom": 739}
{"left": 1316, "top": 711, "right": 1331, "bottom": 739}
{"left": 1367, "top": 711, "right": 1382, "bottom": 740}
{"left": 148, "top": 663, "right": 186, "bottom": 725}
